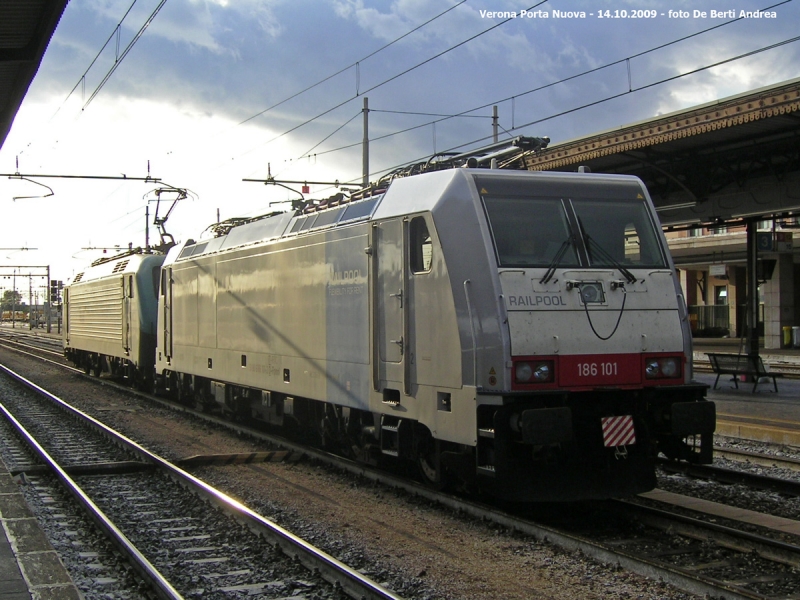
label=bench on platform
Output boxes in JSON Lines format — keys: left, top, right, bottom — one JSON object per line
{"left": 706, "top": 352, "right": 783, "bottom": 393}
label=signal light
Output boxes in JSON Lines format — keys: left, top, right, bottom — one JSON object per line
{"left": 49, "top": 280, "right": 62, "bottom": 304}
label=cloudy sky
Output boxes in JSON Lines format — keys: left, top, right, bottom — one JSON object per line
{"left": 1, "top": 0, "right": 798, "bottom": 295}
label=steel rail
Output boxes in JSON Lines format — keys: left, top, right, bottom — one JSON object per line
{"left": 618, "top": 499, "right": 800, "bottom": 569}
{"left": 0, "top": 362, "right": 403, "bottom": 600}
{"left": 713, "top": 445, "right": 800, "bottom": 472}
{"left": 0, "top": 377, "right": 184, "bottom": 599}
{"left": 0, "top": 342, "right": 78, "bottom": 372}
{"left": 0, "top": 338, "right": 63, "bottom": 358}
{"left": 0, "top": 343, "right": 784, "bottom": 599}
{"left": 658, "top": 458, "right": 800, "bottom": 496}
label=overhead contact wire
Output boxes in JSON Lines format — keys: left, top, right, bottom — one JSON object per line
{"left": 366, "top": 29, "right": 800, "bottom": 179}
{"left": 238, "top": 0, "right": 469, "bottom": 126}
{"left": 51, "top": 0, "right": 141, "bottom": 119}
{"left": 304, "top": 0, "right": 794, "bottom": 166}
{"left": 255, "top": 1, "right": 550, "bottom": 148}
{"left": 83, "top": 0, "right": 170, "bottom": 110}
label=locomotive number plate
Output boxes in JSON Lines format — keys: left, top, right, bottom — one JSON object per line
{"left": 559, "top": 354, "right": 641, "bottom": 387}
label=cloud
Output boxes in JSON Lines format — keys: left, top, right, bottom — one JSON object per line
{"left": 2, "top": 0, "right": 798, "bottom": 282}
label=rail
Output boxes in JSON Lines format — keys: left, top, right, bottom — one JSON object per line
{"left": 0, "top": 363, "right": 404, "bottom": 600}
{"left": 0, "top": 376, "right": 184, "bottom": 600}
{"left": 1, "top": 347, "right": 789, "bottom": 600}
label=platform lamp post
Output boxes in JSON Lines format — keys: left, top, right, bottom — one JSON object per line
{"left": 11, "top": 268, "right": 16, "bottom": 329}
{"left": 746, "top": 219, "right": 760, "bottom": 372}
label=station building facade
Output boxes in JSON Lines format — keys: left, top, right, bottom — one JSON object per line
{"left": 666, "top": 222, "right": 799, "bottom": 349}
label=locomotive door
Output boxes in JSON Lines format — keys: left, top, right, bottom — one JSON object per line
{"left": 373, "top": 219, "right": 408, "bottom": 390}
{"left": 122, "top": 275, "right": 131, "bottom": 355}
{"left": 162, "top": 267, "right": 173, "bottom": 360}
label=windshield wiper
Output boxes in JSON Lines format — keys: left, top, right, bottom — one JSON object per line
{"left": 539, "top": 237, "right": 573, "bottom": 284}
{"left": 583, "top": 233, "right": 637, "bottom": 284}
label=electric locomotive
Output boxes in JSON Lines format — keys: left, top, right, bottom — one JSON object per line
{"left": 153, "top": 167, "right": 713, "bottom": 501}
{"left": 63, "top": 249, "right": 165, "bottom": 388}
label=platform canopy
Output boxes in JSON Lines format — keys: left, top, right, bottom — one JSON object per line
{"left": 0, "top": 0, "right": 69, "bottom": 151}
{"left": 521, "top": 78, "right": 800, "bottom": 229}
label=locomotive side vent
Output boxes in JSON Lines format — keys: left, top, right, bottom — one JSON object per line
{"left": 112, "top": 260, "right": 130, "bottom": 273}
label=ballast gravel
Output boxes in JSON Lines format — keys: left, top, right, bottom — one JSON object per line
{"left": 0, "top": 347, "right": 707, "bottom": 599}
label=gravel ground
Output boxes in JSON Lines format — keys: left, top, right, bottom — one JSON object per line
{"left": 655, "top": 435, "right": 800, "bottom": 527}
{"left": 0, "top": 348, "right": 705, "bottom": 599}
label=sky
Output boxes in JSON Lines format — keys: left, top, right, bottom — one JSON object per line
{"left": 1, "top": 0, "right": 799, "bottom": 300}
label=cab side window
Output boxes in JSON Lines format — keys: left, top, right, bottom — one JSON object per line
{"left": 410, "top": 216, "right": 433, "bottom": 273}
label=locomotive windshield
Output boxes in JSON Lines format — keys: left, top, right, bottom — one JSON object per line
{"left": 572, "top": 198, "right": 666, "bottom": 268}
{"left": 483, "top": 196, "right": 580, "bottom": 268}
{"left": 479, "top": 178, "right": 667, "bottom": 269}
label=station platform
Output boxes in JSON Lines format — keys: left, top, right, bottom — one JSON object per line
{"left": 0, "top": 457, "right": 80, "bottom": 600}
{"left": 692, "top": 336, "right": 800, "bottom": 365}
{"left": 692, "top": 338, "right": 800, "bottom": 448}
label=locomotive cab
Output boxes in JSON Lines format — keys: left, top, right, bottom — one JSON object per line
{"left": 456, "top": 171, "right": 714, "bottom": 500}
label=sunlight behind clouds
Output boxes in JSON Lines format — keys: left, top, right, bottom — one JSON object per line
{"left": 1, "top": 0, "right": 798, "bottom": 282}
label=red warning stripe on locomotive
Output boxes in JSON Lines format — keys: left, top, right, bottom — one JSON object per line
{"left": 602, "top": 415, "right": 636, "bottom": 447}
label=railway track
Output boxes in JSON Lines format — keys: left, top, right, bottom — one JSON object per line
{"left": 0, "top": 328, "right": 65, "bottom": 361}
{"left": 0, "top": 363, "right": 402, "bottom": 600}
{"left": 713, "top": 445, "right": 800, "bottom": 473}
{"left": 4, "top": 337, "right": 800, "bottom": 598}
{"left": 658, "top": 458, "right": 800, "bottom": 496}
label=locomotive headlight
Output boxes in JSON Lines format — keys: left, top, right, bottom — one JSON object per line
{"left": 644, "top": 356, "right": 681, "bottom": 379}
{"left": 645, "top": 359, "right": 660, "bottom": 378}
{"left": 660, "top": 358, "right": 678, "bottom": 378}
{"left": 514, "top": 360, "right": 555, "bottom": 385}
{"left": 516, "top": 362, "right": 533, "bottom": 383}
{"left": 532, "top": 362, "right": 552, "bottom": 381}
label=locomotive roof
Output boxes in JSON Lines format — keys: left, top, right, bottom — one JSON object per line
{"left": 168, "top": 168, "right": 649, "bottom": 264}
{"left": 171, "top": 192, "right": 387, "bottom": 263}
{"left": 69, "top": 251, "right": 165, "bottom": 286}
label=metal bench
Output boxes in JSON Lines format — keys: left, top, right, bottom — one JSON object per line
{"left": 706, "top": 352, "right": 783, "bottom": 393}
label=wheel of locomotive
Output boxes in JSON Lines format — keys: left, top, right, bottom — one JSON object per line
{"left": 414, "top": 424, "right": 446, "bottom": 490}
{"left": 344, "top": 409, "right": 379, "bottom": 466}
{"left": 93, "top": 358, "right": 103, "bottom": 377}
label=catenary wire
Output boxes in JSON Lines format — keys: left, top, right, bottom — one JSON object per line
{"left": 50, "top": 0, "right": 141, "bottom": 120}
{"left": 296, "top": 112, "right": 361, "bottom": 161}
{"left": 83, "top": 0, "right": 170, "bottom": 109}
{"left": 253, "top": 1, "right": 550, "bottom": 151}
{"left": 286, "top": 29, "right": 800, "bottom": 197}
{"left": 238, "top": 0, "right": 468, "bottom": 126}
{"left": 297, "top": 0, "right": 793, "bottom": 162}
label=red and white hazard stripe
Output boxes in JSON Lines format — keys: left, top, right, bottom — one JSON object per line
{"left": 601, "top": 415, "right": 636, "bottom": 447}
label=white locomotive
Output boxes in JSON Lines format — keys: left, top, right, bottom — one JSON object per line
{"left": 141, "top": 167, "right": 713, "bottom": 501}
